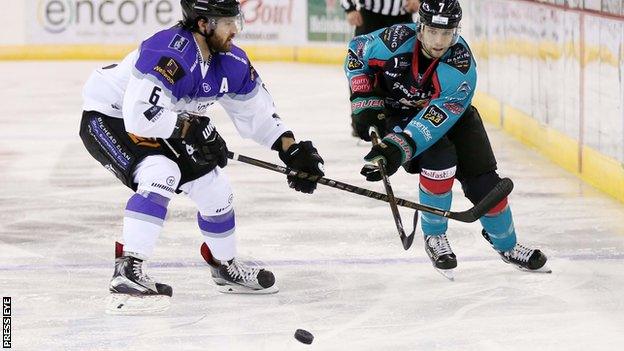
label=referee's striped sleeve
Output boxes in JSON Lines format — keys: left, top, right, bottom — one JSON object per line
{"left": 341, "top": 0, "right": 357, "bottom": 12}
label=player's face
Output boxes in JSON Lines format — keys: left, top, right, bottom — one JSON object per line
{"left": 419, "top": 25, "right": 457, "bottom": 58}
{"left": 208, "top": 16, "right": 243, "bottom": 52}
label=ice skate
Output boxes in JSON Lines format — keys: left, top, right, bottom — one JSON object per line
{"left": 201, "top": 243, "right": 278, "bottom": 294}
{"left": 106, "top": 243, "right": 172, "bottom": 315}
{"left": 481, "top": 230, "right": 551, "bottom": 273}
{"left": 424, "top": 234, "right": 457, "bottom": 281}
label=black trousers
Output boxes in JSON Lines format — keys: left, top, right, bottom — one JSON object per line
{"left": 79, "top": 110, "right": 218, "bottom": 191}
{"left": 354, "top": 9, "right": 414, "bottom": 36}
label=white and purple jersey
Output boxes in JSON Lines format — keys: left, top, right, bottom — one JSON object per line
{"left": 83, "top": 26, "right": 289, "bottom": 148}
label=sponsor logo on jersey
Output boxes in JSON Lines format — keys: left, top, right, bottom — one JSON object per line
{"left": 443, "top": 102, "right": 465, "bottom": 115}
{"left": 351, "top": 98, "right": 384, "bottom": 113}
{"left": 143, "top": 105, "right": 164, "bottom": 122}
{"left": 154, "top": 57, "right": 185, "bottom": 84}
{"left": 445, "top": 81, "right": 472, "bottom": 102}
{"left": 168, "top": 34, "right": 189, "bottom": 53}
{"left": 350, "top": 74, "right": 372, "bottom": 93}
{"left": 421, "top": 105, "right": 448, "bottom": 127}
{"left": 380, "top": 25, "right": 415, "bottom": 53}
{"left": 347, "top": 49, "right": 364, "bottom": 71}
{"left": 202, "top": 82, "right": 212, "bottom": 93}
{"left": 409, "top": 120, "right": 432, "bottom": 141}
{"left": 443, "top": 44, "right": 472, "bottom": 74}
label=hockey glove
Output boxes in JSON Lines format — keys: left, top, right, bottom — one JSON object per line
{"left": 351, "top": 110, "right": 387, "bottom": 142}
{"left": 278, "top": 141, "right": 325, "bottom": 194}
{"left": 183, "top": 115, "right": 228, "bottom": 168}
{"left": 361, "top": 132, "right": 416, "bottom": 180}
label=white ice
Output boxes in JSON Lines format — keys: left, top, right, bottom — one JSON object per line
{"left": 1, "top": 61, "right": 623, "bottom": 351}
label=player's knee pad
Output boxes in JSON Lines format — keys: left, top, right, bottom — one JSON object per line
{"left": 419, "top": 168, "right": 455, "bottom": 236}
{"left": 480, "top": 205, "right": 517, "bottom": 252}
{"left": 181, "top": 167, "right": 233, "bottom": 217}
{"left": 133, "top": 155, "right": 181, "bottom": 198}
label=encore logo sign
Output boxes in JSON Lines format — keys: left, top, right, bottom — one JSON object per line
{"left": 36, "top": 0, "right": 176, "bottom": 33}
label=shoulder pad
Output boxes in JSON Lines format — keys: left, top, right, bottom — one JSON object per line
{"left": 379, "top": 24, "right": 416, "bottom": 53}
{"left": 441, "top": 42, "right": 473, "bottom": 74}
{"left": 143, "top": 28, "right": 193, "bottom": 56}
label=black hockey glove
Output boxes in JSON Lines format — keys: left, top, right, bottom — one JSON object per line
{"left": 278, "top": 141, "right": 325, "bottom": 194}
{"left": 351, "top": 110, "right": 387, "bottom": 142}
{"left": 183, "top": 116, "right": 228, "bottom": 168}
{"left": 361, "top": 132, "right": 416, "bottom": 180}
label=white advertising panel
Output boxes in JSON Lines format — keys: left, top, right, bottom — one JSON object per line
{"left": 236, "top": 0, "right": 306, "bottom": 45}
{"left": 25, "top": 0, "right": 307, "bottom": 45}
{"left": 27, "top": 0, "right": 181, "bottom": 44}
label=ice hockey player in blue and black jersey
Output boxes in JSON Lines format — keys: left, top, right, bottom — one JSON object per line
{"left": 344, "top": 0, "right": 550, "bottom": 279}
{"left": 79, "top": 0, "right": 324, "bottom": 313}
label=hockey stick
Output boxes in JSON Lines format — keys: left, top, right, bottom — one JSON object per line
{"left": 369, "top": 127, "right": 414, "bottom": 250}
{"left": 226, "top": 151, "right": 513, "bottom": 223}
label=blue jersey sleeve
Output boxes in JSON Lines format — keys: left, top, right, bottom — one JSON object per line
{"left": 403, "top": 38, "right": 477, "bottom": 156}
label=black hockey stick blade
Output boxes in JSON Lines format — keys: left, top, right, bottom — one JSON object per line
{"left": 369, "top": 127, "right": 413, "bottom": 250}
{"left": 447, "top": 178, "right": 514, "bottom": 222}
{"left": 404, "top": 210, "right": 418, "bottom": 249}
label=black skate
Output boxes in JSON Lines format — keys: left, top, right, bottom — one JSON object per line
{"left": 424, "top": 234, "right": 457, "bottom": 281}
{"left": 201, "top": 243, "right": 278, "bottom": 294}
{"left": 106, "top": 242, "right": 172, "bottom": 314}
{"left": 481, "top": 230, "right": 551, "bottom": 273}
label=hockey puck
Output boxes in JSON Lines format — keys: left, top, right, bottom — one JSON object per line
{"left": 294, "top": 329, "right": 314, "bottom": 344}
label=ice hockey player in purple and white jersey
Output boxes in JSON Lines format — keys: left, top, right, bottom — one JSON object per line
{"left": 79, "top": 0, "right": 325, "bottom": 314}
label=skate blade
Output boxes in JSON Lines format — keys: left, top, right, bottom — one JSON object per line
{"left": 515, "top": 264, "right": 552, "bottom": 274}
{"left": 433, "top": 267, "right": 455, "bottom": 281}
{"left": 217, "top": 284, "right": 279, "bottom": 295}
{"left": 105, "top": 294, "right": 171, "bottom": 315}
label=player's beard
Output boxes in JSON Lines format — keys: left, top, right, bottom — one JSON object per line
{"left": 208, "top": 34, "right": 235, "bottom": 53}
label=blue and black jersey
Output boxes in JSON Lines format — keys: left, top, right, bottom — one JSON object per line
{"left": 344, "top": 23, "right": 477, "bottom": 157}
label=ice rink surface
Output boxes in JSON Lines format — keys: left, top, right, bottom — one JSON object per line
{"left": 1, "top": 61, "right": 623, "bottom": 351}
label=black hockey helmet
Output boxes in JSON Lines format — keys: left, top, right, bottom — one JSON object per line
{"left": 418, "top": 0, "right": 462, "bottom": 29}
{"left": 181, "top": 0, "right": 241, "bottom": 21}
